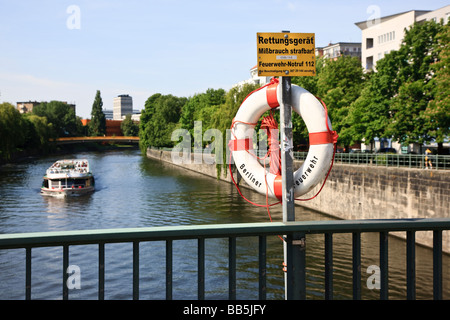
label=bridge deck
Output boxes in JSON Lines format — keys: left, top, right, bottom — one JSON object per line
{"left": 54, "top": 136, "right": 139, "bottom": 144}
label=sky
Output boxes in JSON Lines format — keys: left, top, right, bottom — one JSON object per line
{"left": 0, "top": 0, "right": 449, "bottom": 119}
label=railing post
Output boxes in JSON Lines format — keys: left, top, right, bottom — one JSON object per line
{"left": 285, "top": 233, "right": 306, "bottom": 300}
{"left": 198, "top": 238, "right": 205, "bottom": 300}
{"left": 406, "top": 231, "right": 416, "bottom": 300}
{"left": 229, "top": 236, "right": 237, "bottom": 300}
{"left": 259, "top": 236, "right": 267, "bottom": 300}
{"left": 166, "top": 240, "right": 173, "bottom": 300}
{"left": 98, "top": 242, "right": 105, "bottom": 300}
{"left": 352, "top": 232, "right": 361, "bottom": 300}
{"left": 324, "top": 233, "right": 333, "bottom": 300}
{"left": 26, "top": 247, "right": 32, "bottom": 300}
{"left": 433, "top": 230, "right": 442, "bottom": 300}
{"left": 63, "top": 244, "right": 69, "bottom": 300}
{"left": 380, "top": 231, "right": 389, "bottom": 300}
{"left": 133, "top": 241, "right": 139, "bottom": 300}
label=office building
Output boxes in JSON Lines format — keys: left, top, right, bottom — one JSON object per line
{"left": 355, "top": 5, "right": 450, "bottom": 71}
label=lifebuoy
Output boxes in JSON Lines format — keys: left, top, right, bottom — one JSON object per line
{"left": 229, "top": 78, "right": 338, "bottom": 201}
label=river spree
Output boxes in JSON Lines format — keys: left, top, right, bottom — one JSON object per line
{"left": 0, "top": 149, "right": 448, "bottom": 299}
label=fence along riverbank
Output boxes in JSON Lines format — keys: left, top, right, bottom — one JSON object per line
{"left": 146, "top": 148, "right": 449, "bottom": 253}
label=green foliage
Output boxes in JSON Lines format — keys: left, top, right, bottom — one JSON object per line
{"left": 120, "top": 114, "right": 139, "bottom": 136}
{"left": 180, "top": 88, "right": 226, "bottom": 148}
{"left": 0, "top": 103, "right": 55, "bottom": 160}
{"left": 316, "top": 56, "right": 365, "bottom": 147}
{"left": 386, "top": 20, "right": 446, "bottom": 144}
{"left": 348, "top": 19, "right": 448, "bottom": 150}
{"left": 88, "top": 90, "right": 106, "bottom": 136}
{"left": 0, "top": 103, "right": 27, "bottom": 159}
{"left": 23, "top": 114, "right": 55, "bottom": 153}
{"left": 422, "top": 21, "right": 450, "bottom": 145}
{"left": 139, "top": 93, "right": 187, "bottom": 150}
{"left": 33, "top": 100, "right": 81, "bottom": 137}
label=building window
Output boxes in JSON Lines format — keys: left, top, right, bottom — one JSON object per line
{"left": 366, "top": 56, "right": 374, "bottom": 70}
{"left": 366, "top": 38, "right": 374, "bottom": 49}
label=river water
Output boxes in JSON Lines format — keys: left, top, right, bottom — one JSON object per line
{"left": 0, "top": 149, "right": 448, "bottom": 300}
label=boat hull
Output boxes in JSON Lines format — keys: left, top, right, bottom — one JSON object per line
{"left": 40, "top": 186, "right": 95, "bottom": 197}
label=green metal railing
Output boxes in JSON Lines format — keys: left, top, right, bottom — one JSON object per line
{"left": 0, "top": 218, "right": 449, "bottom": 300}
{"left": 293, "top": 152, "right": 450, "bottom": 170}
{"left": 151, "top": 147, "right": 450, "bottom": 170}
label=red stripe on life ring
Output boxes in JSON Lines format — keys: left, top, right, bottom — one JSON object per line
{"left": 274, "top": 175, "right": 282, "bottom": 200}
{"left": 266, "top": 83, "right": 279, "bottom": 108}
{"left": 228, "top": 138, "right": 253, "bottom": 151}
{"left": 309, "top": 131, "right": 338, "bottom": 145}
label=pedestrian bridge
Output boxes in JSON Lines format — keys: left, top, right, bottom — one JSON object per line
{"left": 54, "top": 136, "right": 139, "bottom": 145}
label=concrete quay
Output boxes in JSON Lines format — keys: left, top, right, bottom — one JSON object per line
{"left": 146, "top": 148, "right": 449, "bottom": 252}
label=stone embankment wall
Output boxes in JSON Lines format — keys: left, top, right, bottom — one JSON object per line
{"left": 146, "top": 148, "right": 449, "bottom": 252}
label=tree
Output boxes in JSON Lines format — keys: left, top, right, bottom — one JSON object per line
{"left": 386, "top": 20, "right": 446, "bottom": 146}
{"left": 23, "top": 114, "right": 55, "bottom": 153}
{"left": 88, "top": 90, "right": 106, "bottom": 136}
{"left": 121, "top": 114, "right": 139, "bottom": 136}
{"left": 139, "top": 93, "right": 187, "bottom": 149}
{"left": 0, "top": 103, "right": 26, "bottom": 159}
{"left": 315, "top": 56, "right": 365, "bottom": 148}
{"left": 346, "top": 54, "right": 398, "bottom": 148}
{"left": 422, "top": 21, "right": 450, "bottom": 153}
{"left": 33, "top": 101, "right": 81, "bottom": 137}
{"left": 180, "top": 88, "right": 226, "bottom": 147}
{"left": 348, "top": 20, "right": 448, "bottom": 152}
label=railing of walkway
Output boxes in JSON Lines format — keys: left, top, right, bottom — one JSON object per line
{"left": 151, "top": 147, "right": 450, "bottom": 170}
{"left": 294, "top": 152, "right": 450, "bottom": 170}
{"left": 0, "top": 218, "right": 449, "bottom": 300}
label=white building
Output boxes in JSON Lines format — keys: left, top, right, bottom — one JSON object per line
{"left": 355, "top": 5, "right": 450, "bottom": 71}
{"left": 317, "top": 42, "right": 361, "bottom": 60}
{"left": 234, "top": 65, "right": 272, "bottom": 88}
{"left": 113, "top": 94, "right": 133, "bottom": 120}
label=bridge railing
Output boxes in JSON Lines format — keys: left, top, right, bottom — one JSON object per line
{"left": 1, "top": 218, "right": 449, "bottom": 300}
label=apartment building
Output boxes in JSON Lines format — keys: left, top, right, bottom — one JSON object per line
{"left": 355, "top": 5, "right": 450, "bottom": 71}
{"left": 316, "top": 42, "right": 361, "bottom": 60}
{"left": 16, "top": 100, "right": 76, "bottom": 114}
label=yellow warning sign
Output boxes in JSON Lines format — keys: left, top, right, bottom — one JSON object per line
{"left": 257, "top": 32, "right": 316, "bottom": 76}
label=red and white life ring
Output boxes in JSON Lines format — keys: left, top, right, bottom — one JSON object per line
{"left": 229, "top": 79, "right": 338, "bottom": 200}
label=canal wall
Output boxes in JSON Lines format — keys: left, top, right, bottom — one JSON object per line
{"left": 146, "top": 148, "right": 449, "bottom": 252}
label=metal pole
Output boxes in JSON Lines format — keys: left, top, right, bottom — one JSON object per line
{"left": 280, "top": 75, "right": 295, "bottom": 220}
{"left": 280, "top": 70, "right": 306, "bottom": 299}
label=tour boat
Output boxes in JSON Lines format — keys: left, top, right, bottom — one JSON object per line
{"left": 41, "top": 159, "right": 95, "bottom": 197}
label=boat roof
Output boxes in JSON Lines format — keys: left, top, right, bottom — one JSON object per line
{"left": 51, "top": 159, "right": 89, "bottom": 165}
{"left": 46, "top": 159, "right": 91, "bottom": 177}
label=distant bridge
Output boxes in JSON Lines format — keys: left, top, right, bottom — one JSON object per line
{"left": 54, "top": 136, "right": 139, "bottom": 145}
